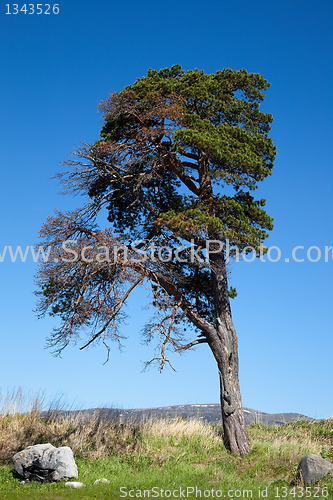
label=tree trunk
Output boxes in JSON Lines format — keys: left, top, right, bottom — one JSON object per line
{"left": 208, "top": 249, "right": 250, "bottom": 456}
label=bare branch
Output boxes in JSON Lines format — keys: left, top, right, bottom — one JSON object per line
{"left": 175, "top": 338, "right": 208, "bottom": 353}
{"left": 79, "top": 277, "right": 143, "bottom": 350}
{"left": 143, "top": 357, "right": 177, "bottom": 372}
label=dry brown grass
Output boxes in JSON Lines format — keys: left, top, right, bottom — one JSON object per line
{"left": 0, "top": 388, "right": 142, "bottom": 461}
{"left": 144, "top": 416, "right": 218, "bottom": 439}
{"left": 0, "top": 407, "right": 219, "bottom": 463}
{"left": 0, "top": 389, "right": 222, "bottom": 463}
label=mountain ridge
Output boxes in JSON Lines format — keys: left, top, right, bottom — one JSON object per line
{"left": 43, "top": 403, "right": 316, "bottom": 427}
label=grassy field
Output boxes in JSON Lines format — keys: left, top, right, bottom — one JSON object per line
{"left": 0, "top": 390, "right": 332, "bottom": 500}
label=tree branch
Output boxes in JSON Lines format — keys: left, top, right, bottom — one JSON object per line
{"left": 131, "top": 261, "right": 216, "bottom": 340}
{"left": 176, "top": 148, "right": 199, "bottom": 161}
{"left": 79, "top": 278, "right": 143, "bottom": 350}
{"left": 175, "top": 338, "right": 208, "bottom": 353}
{"left": 167, "top": 155, "right": 200, "bottom": 196}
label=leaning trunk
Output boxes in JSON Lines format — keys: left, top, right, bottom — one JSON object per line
{"left": 209, "top": 249, "right": 250, "bottom": 455}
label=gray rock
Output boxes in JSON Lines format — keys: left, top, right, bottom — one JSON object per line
{"left": 65, "top": 481, "right": 85, "bottom": 488}
{"left": 297, "top": 454, "right": 333, "bottom": 485}
{"left": 94, "top": 478, "right": 110, "bottom": 484}
{"left": 12, "top": 443, "right": 78, "bottom": 482}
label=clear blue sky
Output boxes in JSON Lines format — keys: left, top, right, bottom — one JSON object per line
{"left": 1, "top": 0, "right": 332, "bottom": 419}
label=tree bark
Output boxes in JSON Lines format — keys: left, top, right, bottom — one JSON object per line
{"left": 208, "top": 249, "right": 250, "bottom": 456}
{"left": 195, "top": 153, "right": 250, "bottom": 455}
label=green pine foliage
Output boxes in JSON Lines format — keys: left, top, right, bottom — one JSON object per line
{"left": 95, "top": 64, "right": 275, "bottom": 252}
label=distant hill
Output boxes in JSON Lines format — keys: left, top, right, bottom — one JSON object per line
{"left": 112, "top": 404, "right": 315, "bottom": 427}
{"left": 42, "top": 404, "right": 316, "bottom": 427}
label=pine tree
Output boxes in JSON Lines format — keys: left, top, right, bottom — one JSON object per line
{"left": 36, "top": 65, "right": 276, "bottom": 455}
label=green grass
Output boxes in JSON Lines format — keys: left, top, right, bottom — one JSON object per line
{"left": 0, "top": 390, "right": 332, "bottom": 499}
